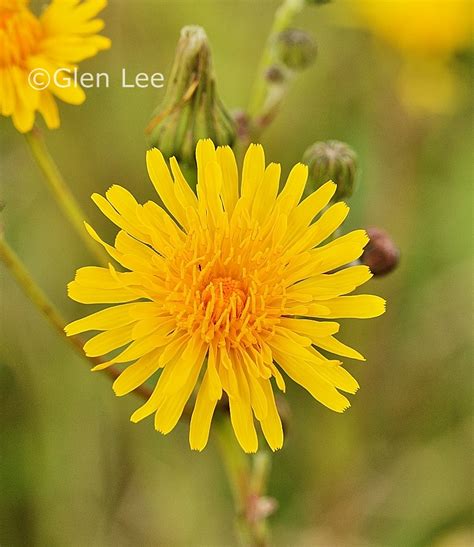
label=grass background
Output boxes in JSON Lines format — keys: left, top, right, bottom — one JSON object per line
{"left": 1, "top": 1, "right": 473, "bottom": 545}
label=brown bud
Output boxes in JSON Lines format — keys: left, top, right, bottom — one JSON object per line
{"left": 232, "top": 109, "right": 251, "bottom": 141}
{"left": 362, "top": 228, "right": 400, "bottom": 276}
{"left": 265, "top": 64, "right": 286, "bottom": 84}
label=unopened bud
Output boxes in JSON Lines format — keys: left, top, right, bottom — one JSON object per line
{"left": 303, "top": 140, "right": 357, "bottom": 200}
{"left": 274, "top": 29, "right": 317, "bottom": 71}
{"left": 146, "top": 26, "right": 236, "bottom": 165}
{"left": 265, "top": 64, "right": 286, "bottom": 84}
{"left": 232, "top": 109, "right": 251, "bottom": 142}
{"left": 362, "top": 228, "right": 400, "bottom": 276}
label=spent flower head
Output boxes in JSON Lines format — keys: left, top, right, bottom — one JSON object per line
{"left": 66, "top": 140, "right": 385, "bottom": 453}
{"left": 0, "top": 0, "right": 110, "bottom": 132}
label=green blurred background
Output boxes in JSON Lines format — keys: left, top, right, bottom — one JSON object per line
{"left": 1, "top": 1, "right": 473, "bottom": 545}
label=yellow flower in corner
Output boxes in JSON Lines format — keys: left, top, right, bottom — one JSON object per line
{"left": 351, "top": 0, "right": 472, "bottom": 57}
{"left": 66, "top": 140, "right": 385, "bottom": 453}
{"left": 0, "top": 0, "right": 110, "bottom": 132}
{"left": 349, "top": 0, "right": 473, "bottom": 113}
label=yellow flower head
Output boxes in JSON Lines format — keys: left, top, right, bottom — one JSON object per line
{"left": 349, "top": 0, "right": 473, "bottom": 114}
{"left": 66, "top": 140, "right": 385, "bottom": 453}
{"left": 352, "top": 0, "right": 473, "bottom": 57}
{"left": 0, "top": 0, "right": 110, "bottom": 132}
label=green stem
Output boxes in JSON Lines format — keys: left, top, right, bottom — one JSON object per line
{"left": 24, "top": 128, "right": 109, "bottom": 268}
{"left": 0, "top": 237, "right": 152, "bottom": 401}
{"left": 248, "top": 0, "right": 305, "bottom": 120}
{"left": 215, "top": 417, "right": 274, "bottom": 546}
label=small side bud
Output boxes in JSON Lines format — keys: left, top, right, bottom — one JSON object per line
{"left": 146, "top": 26, "right": 236, "bottom": 165}
{"left": 303, "top": 140, "right": 358, "bottom": 200}
{"left": 362, "top": 228, "right": 400, "bottom": 276}
{"left": 265, "top": 64, "right": 287, "bottom": 84}
{"left": 274, "top": 29, "right": 317, "bottom": 71}
{"left": 232, "top": 109, "right": 251, "bottom": 142}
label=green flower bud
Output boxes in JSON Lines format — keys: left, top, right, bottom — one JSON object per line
{"left": 303, "top": 140, "right": 358, "bottom": 200}
{"left": 274, "top": 29, "right": 317, "bottom": 71}
{"left": 147, "top": 26, "right": 236, "bottom": 165}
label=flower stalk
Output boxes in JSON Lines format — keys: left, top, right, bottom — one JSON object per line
{"left": 248, "top": 0, "right": 317, "bottom": 137}
{"left": 0, "top": 236, "right": 151, "bottom": 401}
{"left": 215, "top": 416, "right": 276, "bottom": 547}
{"left": 24, "top": 128, "right": 109, "bottom": 267}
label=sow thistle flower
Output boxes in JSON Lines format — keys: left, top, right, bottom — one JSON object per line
{"left": 0, "top": 0, "right": 110, "bottom": 133}
{"left": 350, "top": 0, "right": 473, "bottom": 113}
{"left": 66, "top": 140, "right": 385, "bottom": 453}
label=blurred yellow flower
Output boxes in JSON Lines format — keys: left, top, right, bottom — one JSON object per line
{"left": 66, "top": 140, "right": 385, "bottom": 453}
{"left": 0, "top": 0, "right": 110, "bottom": 132}
{"left": 353, "top": 0, "right": 472, "bottom": 56}
{"left": 351, "top": 0, "right": 473, "bottom": 113}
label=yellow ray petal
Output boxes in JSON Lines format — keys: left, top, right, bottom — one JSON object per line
{"left": 196, "top": 139, "right": 217, "bottom": 187}
{"left": 285, "top": 181, "right": 337, "bottom": 244}
{"left": 91, "top": 191, "right": 149, "bottom": 244}
{"left": 68, "top": 282, "right": 140, "bottom": 304}
{"left": 311, "top": 360, "right": 360, "bottom": 395}
{"left": 169, "top": 156, "right": 198, "bottom": 210}
{"left": 276, "top": 163, "right": 308, "bottom": 213}
{"left": 130, "top": 381, "right": 162, "bottom": 423}
{"left": 165, "top": 333, "right": 207, "bottom": 395}
{"left": 309, "top": 295, "right": 386, "bottom": 319}
{"left": 258, "top": 379, "right": 283, "bottom": 451}
{"left": 251, "top": 163, "right": 281, "bottom": 223}
{"left": 286, "top": 202, "right": 349, "bottom": 255}
{"left": 37, "top": 90, "right": 59, "bottom": 129}
{"left": 216, "top": 145, "right": 239, "bottom": 214}
{"left": 241, "top": 143, "right": 265, "bottom": 203}
{"left": 279, "top": 318, "right": 340, "bottom": 341}
{"left": 146, "top": 148, "right": 187, "bottom": 227}
{"left": 65, "top": 302, "right": 152, "bottom": 336}
{"left": 228, "top": 394, "right": 258, "bottom": 453}
{"left": 154, "top": 348, "right": 206, "bottom": 434}
{"left": 313, "top": 335, "right": 365, "bottom": 361}
{"left": 189, "top": 371, "right": 219, "bottom": 451}
{"left": 285, "top": 230, "right": 370, "bottom": 285}
{"left": 83, "top": 324, "right": 135, "bottom": 357}
{"left": 200, "top": 161, "right": 225, "bottom": 226}
{"left": 113, "top": 349, "right": 163, "bottom": 397}
{"left": 246, "top": 370, "right": 268, "bottom": 421}
{"left": 94, "top": 328, "right": 172, "bottom": 368}
{"left": 273, "top": 349, "right": 350, "bottom": 412}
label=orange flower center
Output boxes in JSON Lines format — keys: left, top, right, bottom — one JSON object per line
{"left": 202, "top": 276, "right": 248, "bottom": 322}
{"left": 164, "top": 218, "right": 287, "bottom": 349}
{"left": 0, "top": 1, "right": 42, "bottom": 68}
